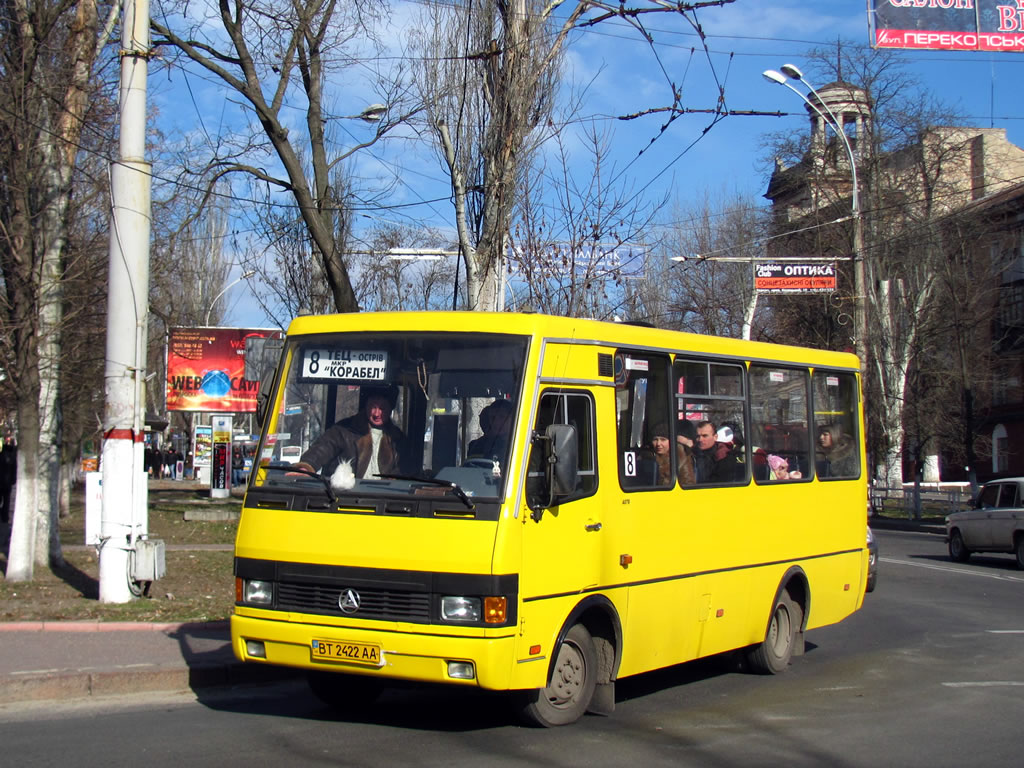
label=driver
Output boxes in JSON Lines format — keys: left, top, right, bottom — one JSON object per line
{"left": 295, "top": 384, "right": 409, "bottom": 479}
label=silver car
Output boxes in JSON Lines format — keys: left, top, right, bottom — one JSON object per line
{"left": 946, "top": 478, "right": 1024, "bottom": 569}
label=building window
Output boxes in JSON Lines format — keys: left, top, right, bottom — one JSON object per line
{"left": 993, "top": 424, "right": 1009, "bottom": 474}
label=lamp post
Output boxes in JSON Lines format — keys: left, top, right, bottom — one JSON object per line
{"left": 206, "top": 270, "right": 257, "bottom": 326}
{"left": 763, "top": 65, "right": 868, "bottom": 367}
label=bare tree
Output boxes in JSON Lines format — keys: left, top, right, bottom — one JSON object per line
{"left": 1, "top": 0, "right": 118, "bottom": 580}
{"left": 353, "top": 223, "right": 456, "bottom": 312}
{"left": 763, "top": 43, "right": 1020, "bottom": 488}
{"left": 151, "top": 0, "right": 412, "bottom": 313}
{"left": 509, "top": 122, "right": 663, "bottom": 319}
{"left": 656, "top": 191, "right": 769, "bottom": 338}
{"left": 411, "top": 0, "right": 738, "bottom": 312}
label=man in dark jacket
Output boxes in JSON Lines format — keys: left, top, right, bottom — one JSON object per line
{"left": 693, "top": 421, "right": 740, "bottom": 484}
{"left": 297, "top": 385, "right": 409, "bottom": 478}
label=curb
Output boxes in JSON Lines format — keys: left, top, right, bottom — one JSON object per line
{"left": 0, "top": 619, "right": 229, "bottom": 632}
{"left": 0, "top": 661, "right": 299, "bottom": 705}
{"left": 0, "top": 620, "right": 301, "bottom": 705}
{"left": 870, "top": 517, "right": 946, "bottom": 535}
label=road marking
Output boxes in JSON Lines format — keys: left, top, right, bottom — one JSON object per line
{"left": 986, "top": 630, "right": 1024, "bottom": 634}
{"left": 942, "top": 681, "right": 1024, "bottom": 688}
{"left": 815, "top": 686, "right": 862, "bottom": 692}
{"left": 878, "top": 557, "right": 1024, "bottom": 582}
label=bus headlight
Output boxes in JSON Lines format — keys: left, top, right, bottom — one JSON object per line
{"left": 441, "top": 596, "right": 480, "bottom": 622}
{"left": 241, "top": 579, "right": 274, "bottom": 606}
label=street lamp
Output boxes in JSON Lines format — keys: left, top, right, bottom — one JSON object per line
{"left": 763, "top": 65, "right": 869, "bottom": 366}
{"left": 206, "top": 270, "right": 256, "bottom": 326}
{"left": 344, "top": 103, "right": 387, "bottom": 123}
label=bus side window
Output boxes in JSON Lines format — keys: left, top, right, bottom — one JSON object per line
{"left": 615, "top": 352, "right": 672, "bottom": 490}
{"left": 674, "top": 358, "right": 748, "bottom": 486}
{"left": 811, "top": 370, "right": 861, "bottom": 480}
{"left": 750, "top": 365, "right": 811, "bottom": 483}
{"left": 527, "top": 390, "right": 597, "bottom": 507}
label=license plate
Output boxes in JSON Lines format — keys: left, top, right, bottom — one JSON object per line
{"left": 311, "top": 638, "right": 382, "bottom": 666}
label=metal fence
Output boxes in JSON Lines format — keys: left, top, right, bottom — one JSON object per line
{"left": 870, "top": 483, "right": 970, "bottom": 518}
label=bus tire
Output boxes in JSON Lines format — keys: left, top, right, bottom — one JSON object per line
{"left": 307, "top": 670, "right": 382, "bottom": 711}
{"left": 519, "top": 624, "right": 597, "bottom": 727}
{"left": 746, "top": 590, "right": 798, "bottom": 675}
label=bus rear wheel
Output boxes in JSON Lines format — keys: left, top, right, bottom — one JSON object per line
{"left": 746, "top": 590, "right": 799, "bottom": 675}
{"left": 519, "top": 624, "right": 597, "bottom": 727}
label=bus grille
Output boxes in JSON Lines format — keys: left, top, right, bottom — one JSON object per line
{"left": 276, "top": 581, "right": 433, "bottom": 622}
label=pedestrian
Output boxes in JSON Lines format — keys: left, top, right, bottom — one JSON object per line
{"left": 0, "top": 433, "right": 16, "bottom": 525}
{"left": 232, "top": 447, "right": 245, "bottom": 486}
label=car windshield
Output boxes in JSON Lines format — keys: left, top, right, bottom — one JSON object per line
{"left": 251, "top": 331, "right": 529, "bottom": 503}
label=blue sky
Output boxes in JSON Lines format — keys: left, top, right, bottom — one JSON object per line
{"left": 148, "top": 0, "right": 1024, "bottom": 327}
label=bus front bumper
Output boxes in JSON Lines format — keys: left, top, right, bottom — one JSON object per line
{"left": 231, "top": 613, "right": 523, "bottom": 690}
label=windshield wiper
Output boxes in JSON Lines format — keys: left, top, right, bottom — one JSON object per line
{"left": 375, "top": 473, "right": 475, "bottom": 510}
{"left": 263, "top": 463, "right": 336, "bottom": 504}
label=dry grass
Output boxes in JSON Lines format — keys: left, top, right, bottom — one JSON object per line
{"left": 1, "top": 481, "right": 240, "bottom": 623}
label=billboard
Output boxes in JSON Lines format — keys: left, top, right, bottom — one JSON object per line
{"left": 755, "top": 263, "right": 837, "bottom": 294}
{"left": 871, "top": 1, "right": 1024, "bottom": 52}
{"left": 166, "top": 327, "right": 277, "bottom": 412}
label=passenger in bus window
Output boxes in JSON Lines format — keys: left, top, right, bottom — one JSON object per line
{"left": 816, "top": 423, "right": 857, "bottom": 478}
{"left": 767, "top": 453, "right": 802, "bottom": 480}
{"left": 671, "top": 421, "right": 697, "bottom": 486}
{"left": 649, "top": 424, "right": 674, "bottom": 487}
{"left": 296, "top": 384, "right": 409, "bottom": 482}
{"left": 467, "top": 399, "right": 513, "bottom": 461}
{"left": 693, "top": 421, "right": 740, "bottom": 483}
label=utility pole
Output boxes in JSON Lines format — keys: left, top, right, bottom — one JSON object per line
{"left": 99, "top": 0, "right": 152, "bottom": 602}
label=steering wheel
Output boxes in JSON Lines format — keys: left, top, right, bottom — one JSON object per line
{"left": 463, "top": 458, "right": 497, "bottom": 470}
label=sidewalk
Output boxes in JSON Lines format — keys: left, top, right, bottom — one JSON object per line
{"left": 0, "top": 476, "right": 293, "bottom": 707}
{"left": 0, "top": 619, "right": 298, "bottom": 705}
{"left": 869, "top": 514, "right": 947, "bottom": 536}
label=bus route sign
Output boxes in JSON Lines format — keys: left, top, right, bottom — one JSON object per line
{"left": 300, "top": 348, "right": 389, "bottom": 382}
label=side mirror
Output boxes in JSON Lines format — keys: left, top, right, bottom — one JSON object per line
{"left": 529, "top": 424, "right": 579, "bottom": 520}
{"left": 547, "top": 424, "right": 579, "bottom": 498}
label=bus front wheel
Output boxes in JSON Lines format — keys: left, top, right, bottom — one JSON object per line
{"left": 746, "top": 590, "right": 799, "bottom": 675}
{"left": 519, "top": 623, "right": 597, "bottom": 727}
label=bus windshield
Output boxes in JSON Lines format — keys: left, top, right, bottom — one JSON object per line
{"left": 252, "top": 332, "right": 529, "bottom": 503}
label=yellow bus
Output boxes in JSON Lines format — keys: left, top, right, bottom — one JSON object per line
{"left": 232, "top": 311, "right": 868, "bottom": 726}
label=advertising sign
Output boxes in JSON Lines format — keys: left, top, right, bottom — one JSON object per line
{"left": 193, "top": 425, "right": 213, "bottom": 467}
{"left": 211, "top": 415, "right": 232, "bottom": 497}
{"left": 755, "top": 263, "right": 837, "bottom": 294}
{"left": 166, "top": 327, "right": 277, "bottom": 412}
{"left": 871, "top": 1, "right": 1024, "bottom": 53}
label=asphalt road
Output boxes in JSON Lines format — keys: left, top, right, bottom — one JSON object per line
{"left": 3, "top": 528, "right": 1023, "bottom": 768}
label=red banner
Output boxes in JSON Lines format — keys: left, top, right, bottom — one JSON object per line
{"left": 166, "top": 327, "right": 276, "bottom": 412}
{"left": 872, "top": 1, "right": 1024, "bottom": 53}
{"left": 754, "top": 263, "right": 837, "bottom": 294}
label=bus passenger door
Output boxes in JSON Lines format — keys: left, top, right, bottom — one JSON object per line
{"left": 520, "top": 389, "right": 606, "bottom": 646}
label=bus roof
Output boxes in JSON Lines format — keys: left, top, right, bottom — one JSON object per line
{"left": 285, "top": 311, "right": 861, "bottom": 371}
